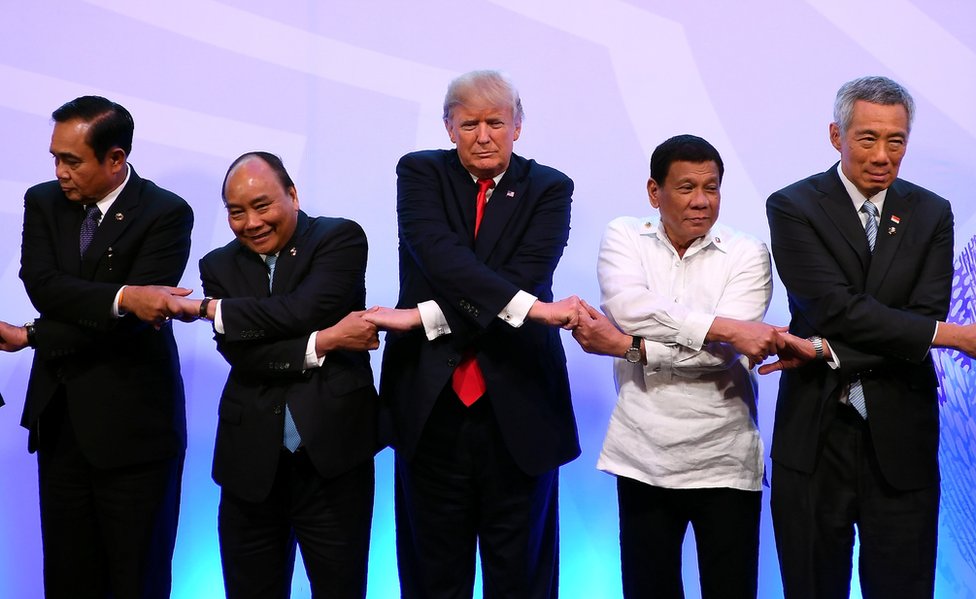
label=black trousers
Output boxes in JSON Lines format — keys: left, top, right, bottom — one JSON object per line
{"left": 396, "top": 390, "right": 560, "bottom": 599}
{"left": 37, "top": 392, "right": 183, "bottom": 599}
{"left": 616, "top": 477, "right": 761, "bottom": 599}
{"left": 218, "top": 450, "right": 374, "bottom": 599}
{"left": 771, "top": 402, "right": 939, "bottom": 599}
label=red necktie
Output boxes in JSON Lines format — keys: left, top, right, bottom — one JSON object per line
{"left": 451, "top": 178, "right": 494, "bottom": 406}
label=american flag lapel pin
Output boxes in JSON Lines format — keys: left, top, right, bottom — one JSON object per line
{"left": 506, "top": 190, "right": 515, "bottom": 198}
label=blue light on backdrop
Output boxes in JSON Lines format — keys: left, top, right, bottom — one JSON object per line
{"left": 1, "top": 1, "right": 975, "bottom": 597}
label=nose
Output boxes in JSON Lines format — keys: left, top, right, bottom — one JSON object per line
{"left": 244, "top": 210, "right": 262, "bottom": 231}
{"left": 54, "top": 158, "right": 68, "bottom": 181}
{"left": 475, "top": 123, "right": 490, "bottom": 143}
{"left": 870, "top": 143, "right": 891, "bottom": 164}
{"left": 689, "top": 189, "right": 710, "bottom": 208}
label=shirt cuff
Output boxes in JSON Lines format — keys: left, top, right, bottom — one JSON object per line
{"left": 213, "top": 300, "right": 225, "bottom": 334}
{"left": 305, "top": 332, "right": 325, "bottom": 369}
{"left": 824, "top": 338, "right": 840, "bottom": 369}
{"left": 499, "top": 290, "right": 536, "bottom": 328}
{"left": 675, "top": 312, "right": 713, "bottom": 351}
{"left": 112, "top": 285, "right": 126, "bottom": 318}
{"left": 418, "top": 300, "right": 451, "bottom": 340}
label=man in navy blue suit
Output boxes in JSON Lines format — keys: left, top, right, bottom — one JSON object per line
{"left": 367, "top": 70, "right": 581, "bottom": 598}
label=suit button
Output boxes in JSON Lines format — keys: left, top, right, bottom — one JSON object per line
{"left": 447, "top": 358, "right": 457, "bottom": 367}
{"left": 273, "top": 405, "right": 282, "bottom": 415}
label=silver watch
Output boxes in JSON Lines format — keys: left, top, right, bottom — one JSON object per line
{"left": 624, "top": 336, "right": 642, "bottom": 364}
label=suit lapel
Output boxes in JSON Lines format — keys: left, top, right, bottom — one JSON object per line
{"left": 449, "top": 155, "right": 478, "bottom": 247}
{"left": 235, "top": 246, "right": 272, "bottom": 297}
{"left": 57, "top": 199, "right": 84, "bottom": 276}
{"left": 865, "top": 181, "right": 914, "bottom": 292}
{"left": 269, "top": 211, "right": 309, "bottom": 295}
{"left": 80, "top": 169, "right": 143, "bottom": 279}
{"left": 816, "top": 166, "right": 871, "bottom": 274}
{"left": 475, "top": 154, "right": 526, "bottom": 262}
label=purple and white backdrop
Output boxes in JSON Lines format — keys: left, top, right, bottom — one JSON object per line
{"left": 1, "top": 1, "right": 975, "bottom": 597}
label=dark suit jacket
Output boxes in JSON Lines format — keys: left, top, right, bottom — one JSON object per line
{"left": 766, "top": 163, "right": 953, "bottom": 490}
{"left": 201, "top": 211, "right": 378, "bottom": 503}
{"left": 379, "top": 150, "right": 580, "bottom": 477}
{"left": 19, "top": 167, "right": 193, "bottom": 468}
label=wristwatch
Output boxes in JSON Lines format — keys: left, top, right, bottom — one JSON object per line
{"left": 624, "top": 336, "right": 642, "bottom": 364}
{"left": 199, "top": 297, "right": 214, "bottom": 320}
{"left": 24, "top": 320, "right": 37, "bottom": 348}
{"left": 809, "top": 335, "right": 824, "bottom": 359}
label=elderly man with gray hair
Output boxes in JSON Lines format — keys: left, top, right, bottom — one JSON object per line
{"left": 762, "top": 75, "right": 976, "bottom": 598}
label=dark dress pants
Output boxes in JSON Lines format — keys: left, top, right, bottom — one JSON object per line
{"left": 37, "top": 392, "right": 183, "bottom": 599}
{"left": 771, "top": 402, "right": 939, "bottom": 599}
{"left": 616, "top": 476, "right": 761, "bottom": 599}
{"left": 396, "top": 389, "right": 560, "bottom": 599}
{"left": 218, "top": 449, "right": 374, "bottom": 599}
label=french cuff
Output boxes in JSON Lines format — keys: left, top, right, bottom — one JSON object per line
{"left": 304, "top": 332, "right": 325, "bottom": 369}
{"left": 675, "top": 312, "right": 712, "bottom": 351}
{"left": 112, "top": 285, "right": 126, "bottom": 318}
{"left": 213, "top": 300, "right": 225, "bottom": 334}
{"left": 499, "top": 290, "right": 536, "bottom": 328}
{"left": 824, "top": 338, "right": 840, "bottom": 369}
{"left": 418, "top": 300, "right": 451, "bottom": 340}
{"left": 641, "top": 341, "right": 670, "bottom": 377}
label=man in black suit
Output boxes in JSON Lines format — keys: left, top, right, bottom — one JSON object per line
{"left": 761, "top": 76, "right": 976, "bottom": 598}
{"left": 365, "top": 70, "right": 581, "bottom": 598}
{"left": 0, "top": 96, "right": 193, "bottom": 598}
{"left": 173, "top": 151, "right": 380, "bottom": 598}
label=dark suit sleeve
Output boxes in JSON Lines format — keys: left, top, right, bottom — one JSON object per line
{"left": 766, "top": 189, "right": 949, "bottom": 366}
{"left": 396, "top": 153, "right": 572, "bottom": 331}
{"left": 217, "top": 220, "right": 367, "bottom": 342}
{"left": 20, "top": 187, "right": 193, "bottom": 329}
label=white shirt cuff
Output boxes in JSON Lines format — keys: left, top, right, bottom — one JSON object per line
{"left": 305, "top": 332, "right": 325, "bottom": 369}
{"left": 499, "top": 290, "right": 536, "bottom": 328}
{"left": 824, "top": 338, "right": 840, "bottom": 369}
{"left": 418, "top": 300, "right": 451, "bottom": 340}
{"left": 676, "top": 312, "right": 713, "bottom": 351}
{"left": 213, "top": 300, "right": 225, "bottom": 334}
{"left": 112, "top": 285, "right": 126, "bottom": 318}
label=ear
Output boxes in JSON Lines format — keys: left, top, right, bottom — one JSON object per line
{"left": 288, "top": 186, "right": 300, "bottom": 210}
{"left": 829, "top": 122, "right": 842, "bottom": 152}
{"left": 444, "top": 119, "right": 457, "bottom": 144}
{"left": 647, "top": 178, "right": 660, "bottom": 208}
{"left": 106, "top": 148, "right": 126, "bottom": 173}
{"left": 513, "top": 121, "right": 522, "bottom": 142}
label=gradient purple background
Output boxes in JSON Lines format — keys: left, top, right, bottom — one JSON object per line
{"left": 2, "top": 1, "right": 975, "bottom": 597}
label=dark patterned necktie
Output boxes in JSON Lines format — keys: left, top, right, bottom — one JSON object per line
{"left": 79, "top": 204, "right": 102, "bottom": 256}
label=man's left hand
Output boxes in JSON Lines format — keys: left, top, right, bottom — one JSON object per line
{"left": 572, "top": 300, "right": 631, "bottom": 357}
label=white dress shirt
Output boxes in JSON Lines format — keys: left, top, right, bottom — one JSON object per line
{"left": 596, "top": 216, "right": 771, "bottom": 491}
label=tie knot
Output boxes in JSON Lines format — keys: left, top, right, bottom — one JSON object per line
{"left": 265, "top": 254, "right": 277, "bottom": 271}
{"left": 861, "top": 200, "right": 878, "bottom": 217}
{"left": 477, "top": 178, "right": 495, "bottom": 193}
{"left": 84, "top": 204, "right": 102, "bottom": 221}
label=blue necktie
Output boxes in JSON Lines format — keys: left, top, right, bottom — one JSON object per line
{"left": 848, "top": 200, "right": 878, "bottom": 419}
{"left": 79, "top": 204, "right": 101, "bottom": 256}
{"left": 268, "top": 254, "right": 301, "bottom": 451}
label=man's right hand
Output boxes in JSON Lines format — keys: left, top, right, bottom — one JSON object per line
{"left": 315, "top": 311, "right": 379, "bottom": 356}
{"left": 362, "top": 306, "right": 423, "bottom": 332}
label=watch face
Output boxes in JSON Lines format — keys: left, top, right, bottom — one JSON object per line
{"left": 625, "top": 348, "right": 641, "bottom": 363}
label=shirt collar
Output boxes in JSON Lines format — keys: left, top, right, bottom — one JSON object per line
{"left": 836, "top": 163, "right": 887, "bottom": 214}
{"left": 651, "top": 218, "right": 725, "bottom": 257}
{"left": 92, "top": 164, "right": 131, "bottom": 216}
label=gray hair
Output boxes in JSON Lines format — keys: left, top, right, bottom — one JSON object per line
{"left": 833, "top": 75, "right": 915, "bottom": 134}
{"left": 442, "top": 70, "right": 524, "bottom": 125}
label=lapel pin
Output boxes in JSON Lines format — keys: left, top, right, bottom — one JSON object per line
{"left": 289, "top": 247, "right": 297, "bottom": 256}
{"left": 890, "top": 215, "right": 901, "bottom": 224}
{"left": 887, "top": 227, "right": 896, "bottom": 235}
{"left": 506, "top": 190, "right": 515, "bottom": 198}
{"left": 114, "top": 212, "right": 124, "bottom": 221}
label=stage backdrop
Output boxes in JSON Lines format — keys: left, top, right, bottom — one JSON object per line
{"left": 2, "top": 1, "right": 975, "bottom": 597}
